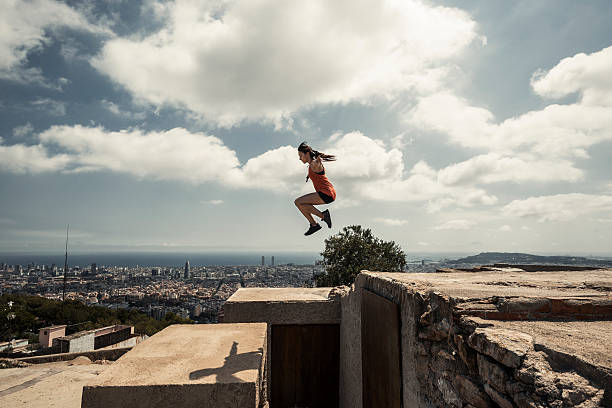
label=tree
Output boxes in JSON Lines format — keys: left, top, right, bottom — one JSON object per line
{"left": 316, "top": 225, "right": 406, "bottom": 287}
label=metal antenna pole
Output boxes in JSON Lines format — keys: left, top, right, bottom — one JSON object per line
{"left": 63, "top": 224, "right": 69, "bottom": 302}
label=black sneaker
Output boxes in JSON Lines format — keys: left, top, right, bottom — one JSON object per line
{"left": 322, "top": 210, "right": 332, "bottom": 228}
{"left": 304, "top": 223, "right": 322, "bottom": 236}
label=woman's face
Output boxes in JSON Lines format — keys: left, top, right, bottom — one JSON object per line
{"left": 298, "top": 150, "right": 309, "bottom": 163}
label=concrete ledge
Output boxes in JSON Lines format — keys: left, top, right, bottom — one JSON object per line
{"left": 82, "top": 323, "right": 267, "bottom": 408}
{"left": 223, "top": 287, "right": 342, "bottom": 324}
{"left": 17, "top": 347, "right": 131, "bottom": 364}
{"left": 352, "top": 270, "right": 612, "bottom": 407}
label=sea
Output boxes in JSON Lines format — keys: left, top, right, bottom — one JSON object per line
{"left": 0, "top": 251, "right": 470, "bottom": 268}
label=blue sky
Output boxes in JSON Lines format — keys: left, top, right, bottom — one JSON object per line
{"left": 1, "top": 0, "right": 612, "bottom": 255}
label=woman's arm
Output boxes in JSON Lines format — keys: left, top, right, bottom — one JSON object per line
{"left": 309, "top": 156, "right": 324, "bottom": 172}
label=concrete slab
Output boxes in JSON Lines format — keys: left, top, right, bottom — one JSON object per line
{"left": 0, "top": 360, "right": 107, "bottom": 408}
{"left": 223, "top": 287, "right": 342, "bottom": 324}
{"left": 82, "top": 323, "right": 266, "bottom": 408}
{"left": 228, "top": 287, "right": 332, "bottom": 302}
{"left": 366, "top": 269, "right": 612, "bottom": 300}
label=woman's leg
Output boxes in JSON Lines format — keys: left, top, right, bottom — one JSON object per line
{"left": 294, "top": 193, "right": 325, "bottom": 225}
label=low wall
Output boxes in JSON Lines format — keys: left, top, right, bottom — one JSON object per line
{"left": 17, "top": 347, "right": 131, "bottom": 364}
{"left": 340, "top": 270, "right": 611, "bottom": 407}
{"left": 223, "top": 287, "right": 344, "bottom": 405}
{"left": 82, "top": 324, "right": 267, "bottom": 408}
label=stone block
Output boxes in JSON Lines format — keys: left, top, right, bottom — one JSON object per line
{"left": 82, "top": 324, "right": 266, "bottom": 408}
{"left": 477, "top": 353, "right": 509, "bottom": 394}
{"left": 468, "top": 327, "right": 533, "bottom": 368}
{"left": 437, "top": 377, "right": 462, "bottom": 407}
{"left": 484, "top": 383, "right": 513, "bottom": 408}
{"left": 223, "top": 288, "right": 341, "bottom": 324}
{"left": 454, "top": 375, "right": 492, "bottom": 408}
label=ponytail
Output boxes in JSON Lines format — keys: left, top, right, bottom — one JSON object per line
{"left": 298, "top": 142, "right": 337, "bottom": 162}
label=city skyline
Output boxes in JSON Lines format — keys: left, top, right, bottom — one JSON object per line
{"left": 2, "top": 1, "right": 612, "bottom": 254}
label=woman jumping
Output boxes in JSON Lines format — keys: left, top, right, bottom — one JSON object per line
{"left": 295, "top": 142, "right": 337, "bottom": 236}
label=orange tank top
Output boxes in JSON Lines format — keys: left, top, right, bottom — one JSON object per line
{"left": 308, "top": 165, "right": 336, "bottom": 199}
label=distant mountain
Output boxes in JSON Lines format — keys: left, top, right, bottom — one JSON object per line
{"left": 448, "top": 252, "right": 612, "bottom": 267}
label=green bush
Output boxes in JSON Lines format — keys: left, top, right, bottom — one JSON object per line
{"left": 316, "top": 225, "right": 406, "bottom": 287}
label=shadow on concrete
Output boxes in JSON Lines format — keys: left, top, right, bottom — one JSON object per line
{"left": 189, "top": 341, "right": 263, "bottom": 383}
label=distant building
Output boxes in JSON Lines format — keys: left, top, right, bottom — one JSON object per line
{"left": 57, "top": 325, "right": 135, "bottom": 353}
{"left": 150, "top": 306, "right": 166, "bottom": 321}
{"left": 91, "top": 263, "right": 97, "bottom": 274}
{"left": 271, "top": 256, "right": 275, "bottom": 266}
{"left": 191, "top": 304, "right": 203, "bottom": 318}
{"left": 0, "top": 339, "right": 28, "bottom": 352}
{"left": 38, "top": 325, "right": 67, "bottom": 348}
{"left": 261, "top": 256, "right": 265, "bottom": 266}
{"left": 184, "top": 261, "right": 190, "bottom": 279}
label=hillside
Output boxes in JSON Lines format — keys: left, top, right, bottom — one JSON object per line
{"left": 448, "top": 252, "right": 612, "bottom": 267}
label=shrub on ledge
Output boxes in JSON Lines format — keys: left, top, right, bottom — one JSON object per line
{"left": 316, "top": 225, "right": 406, "bottom": 287}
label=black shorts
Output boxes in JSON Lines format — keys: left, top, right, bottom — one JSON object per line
{"left": 318, "top": 191, "right": 335, "bottom": 204}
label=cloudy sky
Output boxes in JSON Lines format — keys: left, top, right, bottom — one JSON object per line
{"left": 1, "top": 0, "right": 612, "bottom": 255}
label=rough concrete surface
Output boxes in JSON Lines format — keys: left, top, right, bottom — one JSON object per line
{"left": 0, "top": 359, "right": 107, "bottom": 408}
{"left": 355, "top": 269, "right": 611, "bottom": 407}
{"left": 82, "top": 323, "right": 266, "bottom": 408}
{"left": 227, "top": 287, "right": 332, "bottom": 302}
{"left": 223, "top": 287, "right": 342, "bottom": 325}
{"left": 371, "top": 269, "right": 612, "bottom": 300}
{"left": 469, "top": 318, "right": 612, "bottom": 371}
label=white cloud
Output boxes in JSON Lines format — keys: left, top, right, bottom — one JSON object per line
{"left": 92, "top": 0, "right": 479, "bottom": 126}
{"left": 407, "top": 91, "right": 612, "bottom": 159}
{"left": 406, "top": 45, "right": 612, "bottom": 186}
{"left": 0, "top": 127, "right": 499, "bottom": 212}
{"left": 333, "top": 199, "right": 360, "bottom": 210}
{"left": 0, "top": 143, "right": 71, "bottom": 174}
{"left": 499, "top": 225, "right": 512, "bottom": 232}
{"left": 390, "top": 133, "right": 413, "bottom": 150}
{"left": 201, "top": 200, "right": 224, "bottom": 205}
{"left": 503, "top": 193, "right": 612, "bottom": 222}
{"left": 100, "top": 100, "right": 146, "bottom": 120}
{"left": 434, "top": 219, "right": 474, "bottom": 231}
{"left": 531, "top": 45, "right": 612, "bottom": 106}
{"left": 437, "top": 153, "right": 583, "bottom": 185}
{"left": 0, "top": 0, "right": 110, "bottom": 85}
{"left": 13, "top": 123, "right": 34, "bottom": 139}
{"left": 39, "top": 126, "right": 240, "bottom": 183}
{"left": 226, "top": 145, "right": 304, "bottom": 191}
{"left": 374, "top": 218, "right": 409, "bottom": 227}
{"left": 32, "top": 98, "right": 66, "bottom": 116}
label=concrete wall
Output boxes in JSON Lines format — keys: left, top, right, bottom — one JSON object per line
{"left": 339, "top": 272, "right": 423, "bottom": 408}
{"left": 94, "top": 326, "right": 132, "bottom": 349}
{"left": 59, "top": 332, "right": 95, "bottom": 353}
{"left": 339, "top": 280, "right": 361, "bottom": 408}
{"left": 347, "top": 271, "right": 610, "bottom": 407}
{"left": 223, "top": 287, "right": 345, "bottom": 405}
{"left": 17, "top": 347, "right": 131, "bottom": 364}
{"left": 38, "top": 326, "right": 66, "bottom": 348}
